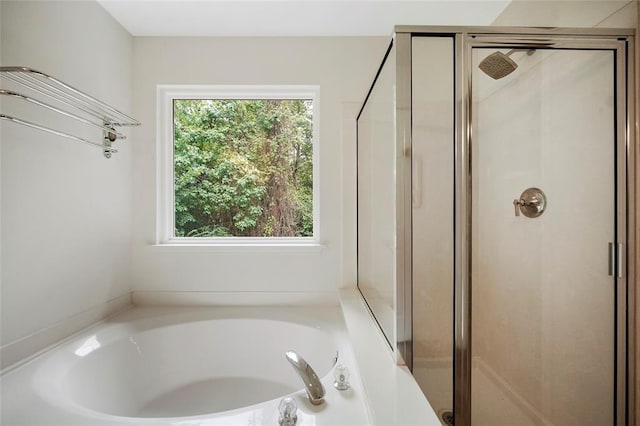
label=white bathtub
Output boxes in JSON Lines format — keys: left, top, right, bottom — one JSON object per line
{"left": 1, "top": 306, "right": 371, "bottom": 425}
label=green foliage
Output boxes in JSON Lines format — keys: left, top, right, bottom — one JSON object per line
{"left": 173, "top": 99, "right": 313, "bottom": 237}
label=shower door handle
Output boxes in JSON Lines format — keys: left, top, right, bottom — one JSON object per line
{"left": 609, "top": 242, "right": 624, "bottom": 278}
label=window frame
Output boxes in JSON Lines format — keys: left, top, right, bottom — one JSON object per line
{"left": 156, "top": 85, "right": 320, "bottom": 247}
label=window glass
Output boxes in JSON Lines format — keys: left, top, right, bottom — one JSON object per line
{"left": 172, "top": 98, "right": 314, "bottom": 238}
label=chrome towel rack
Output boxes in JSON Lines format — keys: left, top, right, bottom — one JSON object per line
{"left": 0, "top": 66, "right": 140, "bottom": 158}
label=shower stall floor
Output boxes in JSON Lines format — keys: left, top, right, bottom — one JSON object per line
{"left": 413, "top": 358, "right": 549, "bottom": 426}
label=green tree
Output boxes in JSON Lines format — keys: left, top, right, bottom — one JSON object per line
{"left": 173, "top": 99, "right": 313, "bottom": 237}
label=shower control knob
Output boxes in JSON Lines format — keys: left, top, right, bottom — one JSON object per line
{"left": 513, "top": 188, "right": 547, "bottom": 218}
{"left": 513, "top": 198, "right": 523, "bottom": 216}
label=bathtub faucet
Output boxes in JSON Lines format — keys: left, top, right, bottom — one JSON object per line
{"left": 285, "top": 350, "right": 326, "bottom": 405}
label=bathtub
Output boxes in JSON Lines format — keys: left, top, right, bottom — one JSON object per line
{"left": 0, "top": 306, "right": 371, "bottom": 425}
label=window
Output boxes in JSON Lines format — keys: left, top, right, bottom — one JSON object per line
{"left": 157, "top": 86, "right": 319, "bottom": 245}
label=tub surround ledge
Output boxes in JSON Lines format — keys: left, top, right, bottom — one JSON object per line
{"left": 132, "top": 290, "right": 340, "bottom": 306}
{"left": 339, "top": 288, "right": 441, "bottom": 426}
{"left": 0, "top": 292, "right": 132, "bottom": 372}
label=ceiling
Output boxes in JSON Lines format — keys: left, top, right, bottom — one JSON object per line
{"left": 97, "top": 0, "right": 512, "bottom": 37}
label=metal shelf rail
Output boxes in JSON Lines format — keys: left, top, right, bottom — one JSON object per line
{"left": 0, "top": 66, "right": 140, "bottom": 158}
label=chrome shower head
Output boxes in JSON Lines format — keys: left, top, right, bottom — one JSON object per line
{"left": 478, "top": 49, "right": 535, "bottom": 80}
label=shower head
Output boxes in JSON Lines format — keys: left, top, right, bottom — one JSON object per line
{"left": 478, "top": 49, "right": 535, "bottom": 80}
{"left": 478, "top": 51, "right": 518, "bottom": 80}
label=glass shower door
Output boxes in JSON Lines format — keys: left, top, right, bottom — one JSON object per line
{"left": 470, "top": 46, "right": 619, "bottom": 425}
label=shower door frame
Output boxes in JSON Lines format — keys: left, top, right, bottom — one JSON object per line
{"left": 392, "top": 26, "right": 636, "bottom": 426}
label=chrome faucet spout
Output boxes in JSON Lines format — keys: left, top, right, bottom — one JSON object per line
{"left": 285, "top": 350, "right": 326, "bottom": 405}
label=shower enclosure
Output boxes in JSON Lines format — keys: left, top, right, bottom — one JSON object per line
{"left": 356, "top": 27, "right": 636, "bottom": 425}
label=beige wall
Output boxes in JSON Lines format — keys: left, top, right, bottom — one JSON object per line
{"left": 130, "top": 37, "right": 388, "bottom": 296}
{"left": 492, "top": 0, "right": 634, "bottom": 26}
{"left": 0, "top": 1, "right": 134, "bottom": 367}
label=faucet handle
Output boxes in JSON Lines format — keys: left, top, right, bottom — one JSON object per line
{"left": 278, "top": 397, "right": 298, "bottom": 426}
{"left": 333, "top": 364, "right": 350, "bottom": 390}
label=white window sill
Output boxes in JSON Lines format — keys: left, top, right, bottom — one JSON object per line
{"left": 151, "top": 239, "right": 325, "bottom": 253}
